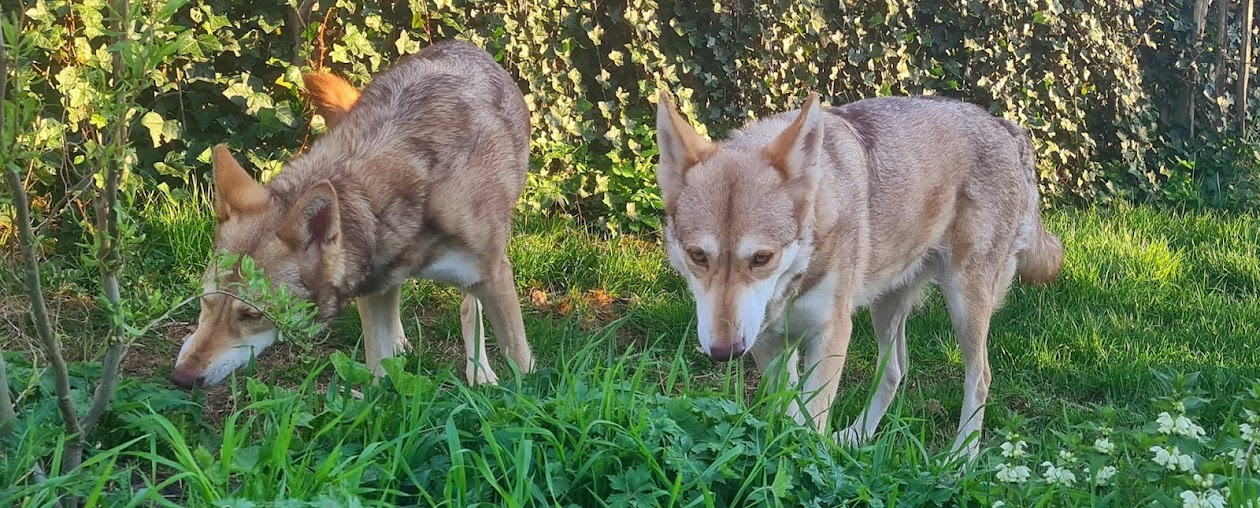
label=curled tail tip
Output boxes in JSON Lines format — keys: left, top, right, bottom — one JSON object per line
{"left": 302, "top": 72, "right": 361, "bottom": 127}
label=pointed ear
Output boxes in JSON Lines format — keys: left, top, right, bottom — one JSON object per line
{"left": 212, "top": 144, "right": 269, "bottom": 222}
{"left": 302, "top": 72, "right": 361, "bottom": 129}
{"left": 278, "top": 180, "right": 341, "bottom": 250}
{"left": 655, "top": 90, "right": 716, "bottom": 215}
{"left": 763, "top": 92, "right": 824, "bottom": 181}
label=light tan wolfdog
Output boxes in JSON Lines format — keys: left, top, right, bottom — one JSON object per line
{"left": 170, "top": 41, "right": 534, "bottom": 389}
{"left": 655, "top": 91, "right": 1064, "bottom": 457}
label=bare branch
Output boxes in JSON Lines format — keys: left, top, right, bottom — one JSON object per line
{"left": 34, "top": 168, "right": 101, "bottom": 234}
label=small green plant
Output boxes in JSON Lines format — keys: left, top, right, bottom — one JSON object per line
{"left": 207, "top": 250, "right": 323, "bottom": 342}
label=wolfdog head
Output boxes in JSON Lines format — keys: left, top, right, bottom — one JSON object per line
{"left": 171, "top": 74, "right": 361, "bottom": 389}
{"left": 169, "top": 146, "right": 346, "bottom": 388}
{"left": 656, "top": 92, "right": 824, "bottom": 361}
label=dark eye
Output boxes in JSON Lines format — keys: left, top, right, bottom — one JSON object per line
{"left": 687, "top": 248, "right": 708, "bottom": 266}
{"left": 751, "top": 251, "right": 774, "bottom": 267}
{"left": 239, "top": 306, "right": 263, "bottom": 320}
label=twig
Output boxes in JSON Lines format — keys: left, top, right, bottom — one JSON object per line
{"left": 34, "top": 167, "right": 100, "bottom": 234}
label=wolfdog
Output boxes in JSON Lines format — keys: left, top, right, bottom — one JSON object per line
{"left": 655, "top": 91, "right": 1064, "bottom": 457}
{"left": 170, "top": 41, "right": 535, "bottom": 389}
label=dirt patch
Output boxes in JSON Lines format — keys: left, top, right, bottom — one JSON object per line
{"left": 526, "top": 285, "right": 635, "bottom": 332}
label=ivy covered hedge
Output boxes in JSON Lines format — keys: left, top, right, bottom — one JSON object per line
{"left": 10, "top": 0, "right": 1260, "bottom": 234}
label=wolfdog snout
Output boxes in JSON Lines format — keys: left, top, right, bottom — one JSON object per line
{"left": 169, "top": 366, "right": 205, "bottom": 389}
{"left": 707, "top": 341, "right": 746, "bottom": 361}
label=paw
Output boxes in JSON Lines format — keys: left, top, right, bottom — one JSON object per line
{"left": 466, "top": 362, "right": 499, "bottom": 386}
{"left": 394, "top": 336, "right": 412, "bottom": 353}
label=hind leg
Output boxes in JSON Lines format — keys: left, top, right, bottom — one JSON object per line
{"left": 467, "top": 254, "right": 535, "bottom": 375}
{"left": 836, "top": 273, "right": 932, "bottom": 446}
{"left": 460, "top": 293, "right": 498, "bottom": 385}
{"left": 941, "top": 252, "right": 1018, "bottom": 459}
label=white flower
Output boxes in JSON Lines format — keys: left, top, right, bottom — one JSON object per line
{"left": 1094, "top": 437, "right": 1115, "bottom": 454}
{"left": 1090, "top": 465, "right": 1118, "bottom": 485}
{"left": 1193, "top": 473, "right": 1215, "bottom": 488}
{"left": 1174, "top": 415, "right": 1207, "bottom": 439}
{"left": 1158, "top": 412, "right": 1208, "bottom": 439}
{"left": 1224, "top": 450, "right": 1244, "bottom": 468}
{"left": 1174, "top": 401, "right": 1187, "bottom": 413}
{"left": 1151, "top": 446, "right": 1173, "bottom": 467}
{"left": 1242, "top": 423, "right": 1257, "bottom": 443}
{"left": 996, "top": 463, "right": 1031, "bottom": 484}
{"left": 1000, "top": 440, "right": 1028, "bottom": 458}
{"left": 1180, "top": 488, "right": 1227, "bottom": 508}
{"left": 1059, "top": 449, "right": 1077, "bottom": 462}
{"left": 1245, "top": 409, "right": 1258, "bottom": 424}
{"left": 992, "top": 502, "right": 1006, "bottom": 508}
{"left": 1158, "top": 412, "right": 1177, "bottom": 434}
{"left": 1040, "top": 461, "right": 1078, "bottom": 486}
{"left": 1151, "top": 445, "right": 1195, "bottom": 472}
{"left": 1222, "top": 449, "right": 1257, "bottom": 471}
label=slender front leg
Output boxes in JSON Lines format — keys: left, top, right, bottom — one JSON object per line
{"left": 751, "top": 331, "right": 800, "bottom": 390}
{"left": 468, "top": 254, "right": 535, "bottom": 374}
{"left": 752, "top": 331, "right": 803, "bottom": 424}
{"left": 837, "top": 276, "right": 929, "bottom": 445}
{"left": 459, "top": 293, "right": 498, "bottom": 385}
{"left": 356, "top": 284, "right": 409, "bottom": 377}
{"left": 797, "top": 313, "right": 854, "bottom": 433}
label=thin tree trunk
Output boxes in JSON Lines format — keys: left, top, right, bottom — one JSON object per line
{"left": 74, "top": 0, "right": 132, "bottom": 455}
{"left": 0, "top": 352, "right": 15, "bottom": 437}
{"left": 1238, "top": 0, "right": 1254, "bottom": 133}
{"left": 1197, "top": 0, "right": 1213, "bottom": 39}
{"left": 2, "top": 5, "right": 81, "bottom": 442}
{"left": 6, "top": 99, "right": 77, "bottom": 508}
{"left": 286, "top": 0, "right": 316, "bottom": 67}
{"left": 0, "top": 0, "right": 18, "bottom": 439}
{"left": 4, "top": 130, "right": 82, "bottom": 452}
{"left": 1189, "top": 0, "right": 1214, "bottom": 137}
{"left": 1215, "top": 0, "right": 1233, "bottom": 131}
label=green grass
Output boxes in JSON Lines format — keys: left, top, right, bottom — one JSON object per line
{"left": 3, "top": 200, "right": 1260, "bottom": 505}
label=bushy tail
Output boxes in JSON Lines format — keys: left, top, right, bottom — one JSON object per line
{"left": 1017, "top": 221, "right": 1064, "bottom": 284}
{"left": 1004, "top": 118, "right": 1064, "bottom": 285}
{"left": 302, "top": 72, "right": 361, "bottom": 129}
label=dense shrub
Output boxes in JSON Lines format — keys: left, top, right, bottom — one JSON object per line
{"left": 6, "top": 0, "right": 1260, "bottom": 236}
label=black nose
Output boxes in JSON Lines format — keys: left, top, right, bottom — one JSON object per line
{"left": 170, "top": 367, "right": 205, "bottom": 389}
{"left": 708, "top": 342, "right": 746, "bottom": 362}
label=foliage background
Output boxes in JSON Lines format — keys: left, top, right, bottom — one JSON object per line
{"left": 5, "top": 0, "right": 1259, "bottom": 239}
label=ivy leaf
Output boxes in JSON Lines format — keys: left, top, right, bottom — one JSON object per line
{"left": 140, "top": 111, "right": 180, "bottom": 147}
